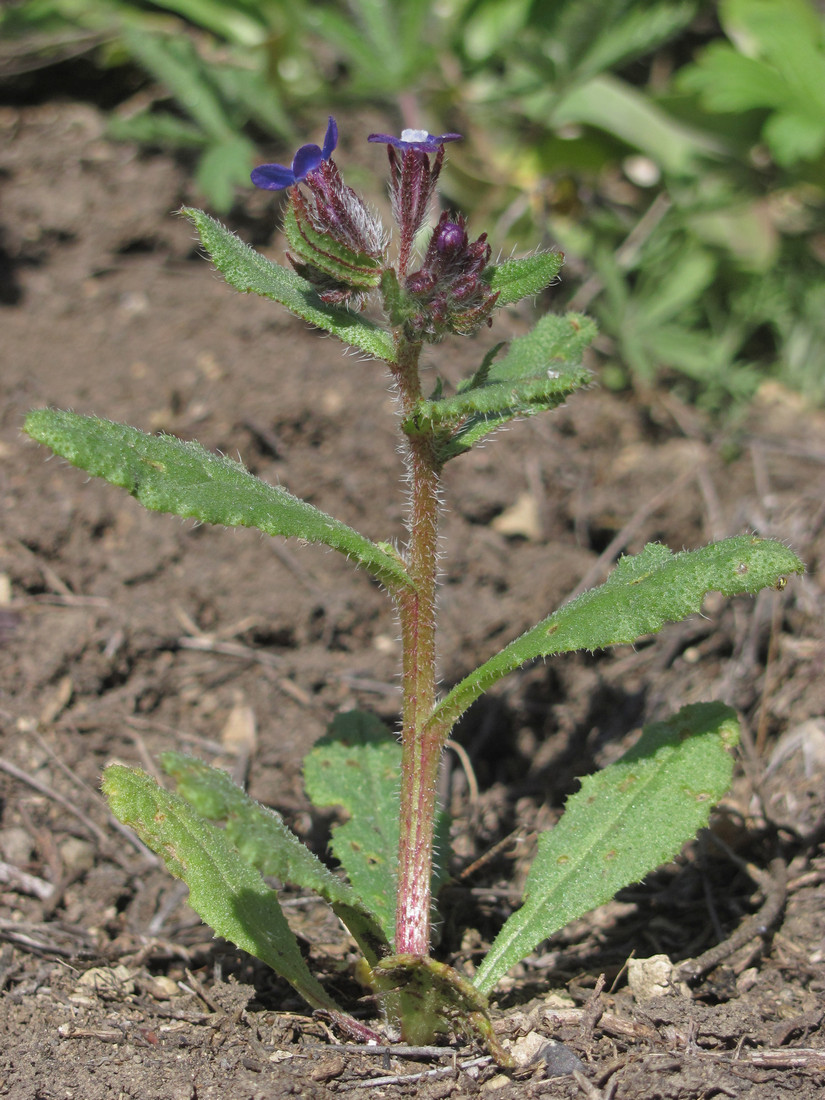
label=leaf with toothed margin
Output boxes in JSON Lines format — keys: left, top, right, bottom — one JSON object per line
{"left": 483, "top": 250, "right": 565, "bottom": 306}
{"left": 182, "top": 207, "right": 395, "bottom": 362}
{"left": 404, "top": 312, "right": 595, "bottom": 462}
{"left": 427, "top": 536, "right": 804, "bottom": 736}
{"left": 160, "top": 751, "right": 389, "bottom": 965}
{"left": 303, "top": 711, "right": 450, "bottom": 947}
{"left": 102, "top": 764, "right": 342, "bottom": 1013}
{"left": 24, "top": 409, "right": 413, "bottom": 593}
{"left": 473, "top": 702, "right": 740, "bottom": 995}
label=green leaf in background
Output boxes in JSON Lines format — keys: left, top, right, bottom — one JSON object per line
{"left": 182, "top": 208, "right": 396, "bottom": 362}
{"left": 161, "top": 752, "right": 388, "bottom": 963}
{"left": 107, "top": 111, "right": 208, "bottom": 148}
{"left": 24, "top": 409, "right": 413, "bottom": 593}
{"left": 194, "top": 133, "right": 259, "bottom": 215}
{"left": 547, "top": 73, "right": 723, "bottom": 175}
{"left": 472, "top": 702, "right": 740, "bottom": 994}
{"left": 428, "top": 537, "right": 804, "bottom": 736}
{"left": 483, "top": 251, "right": 565, "bottom": 306}
{"left": 303, "top": 712, "right": 403, "bottom": 945}
{"left": 121, "top": 26, "right": 235, "bottom": 141}
{"left": 102, "top": 764, "right": 341, "bottom": 1013}
{"left": 302, "top": 0, "right": 437, "bottom": 95}
{"left": 678, "top": 0, "right": 825, "bottom": 166}
{"left": 406, "top": 312, "right": 594, "bottom": 461}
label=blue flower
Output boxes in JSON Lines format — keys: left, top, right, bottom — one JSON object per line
{"left": 251, "top": 117, "right": 338, "bottom": 191}
{"left": 367, "top": 128, "right": 462, "bottom": 153}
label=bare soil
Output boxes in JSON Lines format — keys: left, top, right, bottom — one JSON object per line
{"left": 1, "top": 101, "right": 825, "bottom": 1099}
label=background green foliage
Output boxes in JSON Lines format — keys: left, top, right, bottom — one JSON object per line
{"left": 3, "top": 0, "right": 824, "bottom": 408}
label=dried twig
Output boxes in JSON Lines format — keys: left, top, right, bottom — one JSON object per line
{"left": 0, "top": 756, "right": 108, "bottom": 847}
{"left": 338, "top": 1055, "right": 491, "bottom": 1090}
{"left": 677, "top": 856, "right": 787, "bottom": 980}
{"left": 0, "top": 916, "right": 96, "bottom": 958}
{"left": 0, "top": 860, "right": 54, "bottom": 901}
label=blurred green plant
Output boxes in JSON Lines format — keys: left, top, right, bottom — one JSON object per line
{"left": 2, "top": 0, "right": 823, "bottom": 407}
{"left": 448, "top": 0, "right": 825, "bottom": 409}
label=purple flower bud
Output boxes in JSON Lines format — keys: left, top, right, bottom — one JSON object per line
{"left": 434, "top": 221, "right": 467, "bottom": 255}
{"left": 405, "top": 270, "right": 438, "bottom": 296}
{"left": 251, "top": 117, "right": 338, "bottom": 191}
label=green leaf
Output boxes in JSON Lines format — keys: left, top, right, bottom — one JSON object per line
{"left": 161, "top": 752, "right": 388, "bottom": 963}
{"left": 24, "top": 409, "right": 413, "bottom": 593}
{"left": 194, "top": 134, "right": 257, "bottom": 214}
{"left": 107, "top": 111, "right": 207, "bottom": 148}
{"left": 120, "top": 27, "right": 233, "bottom": 142}
{"left": 404, "top": 313, "right": 594, "bottom": 461}
{"left": 678, "top": 43, "right": 791, "bottom": 112}
{"left": 473, "top": 702, "right": 739, "bottom": 995}
{"left": 102, "top": 764, "right": 340, "bottom": 1013}
{"left": 182, "top": 208, "right": 395, "bottom": 362}
{"left": 551, "top": 73, "right": 724, "bottom": 174}
{"left": 428, "top": 537, "right": 804, "bottom": 736}
{"left": 483, "top": 251, "right": 565, "bottom": 307}
{"left": 677, "top": 0, "right": 825, "bottom": 166}
{"left": 303, "top": 712, "right": 402, "bottom": 945}
{"left": 147, "top": 0, "right": 268, "bottom": 46}
{"left": 303, "top": 712, "right": 451, "bottom": 948}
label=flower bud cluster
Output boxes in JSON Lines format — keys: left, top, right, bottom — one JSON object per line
{"left": 404, "top": 212, "right": 498, "bottom": 340}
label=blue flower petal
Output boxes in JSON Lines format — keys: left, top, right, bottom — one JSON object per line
{"left": 292, "top": 143, "right": 324, "bottom": 181}
{"left": 322, "top": 116, "right": 338, "bottom": 160}
{"left": 251, "top": 117, "right": 338, "bottom": 192}
{"left": 250, "top": 163, "right": 297, "bottom": 190}
{"left": 368, "top": 129, "right": 462, "bottom": 152}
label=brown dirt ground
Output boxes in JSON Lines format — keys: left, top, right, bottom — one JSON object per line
{"left": 1, "top": 101, "right": 825, "bottom": 1099}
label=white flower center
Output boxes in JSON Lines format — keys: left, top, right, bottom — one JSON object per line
{"left": 401, "top": 129, "right": 429, "bottom": 143}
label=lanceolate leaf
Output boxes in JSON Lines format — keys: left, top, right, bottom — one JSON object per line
{"left": 161, "top": 752, "right": 388, "bottom": 963}
{"left": 182, "top": 207, "right": 395, "bottom": 362}
{"left": 428, "top": 537, "right": 804, "bottom": 736}
{"left": 483, "top": 251, "right": 565, "bottom": 306}
{"left": 102, "top": 764, "right": 341, "bottom": 1013}
{"left": 473, "top": 702, "right": 740, "bottom": 995}
{"left": 24, "top": 409, "right": 412, "bottom": 593}
{"left": 405, "top": 313, "right": 595, "bottom": 461}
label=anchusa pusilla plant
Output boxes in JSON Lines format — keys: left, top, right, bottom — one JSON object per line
{"left": 25, "top": 118, "right": 803, "bottom": 1060}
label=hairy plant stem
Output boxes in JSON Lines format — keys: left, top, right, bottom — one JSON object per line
{"left": 391, "top": 334, "right": 443, "bottom": 958}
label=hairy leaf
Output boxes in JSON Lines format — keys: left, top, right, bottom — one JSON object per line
{"left": 473, "top": 702, "right": 739, "bottom": 994}
{"left": 161, "top": 752, "right": 388, "bottom": 963}
{"left": 303, "top": 712, "right": 450, "bottom": 947}
{"left": 482, "top": 251, "right": 565, "bottom": 307}
{"left": 24, "top": 409, "right": 412, "bottom": 593}
{"left": 102, "top": 764, "right": 340, "bottom": 1012}
{"left": 428, "top": 537, "right": 804, "bottom": 735}
{"left": 182, "top": 208, "right": 395, "bottom": 361}
{"left": 405, "top": 312, "right": 594, "bottom": 461}
{"left": 303, "top": 712, "right": 402, "bottom": 944}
